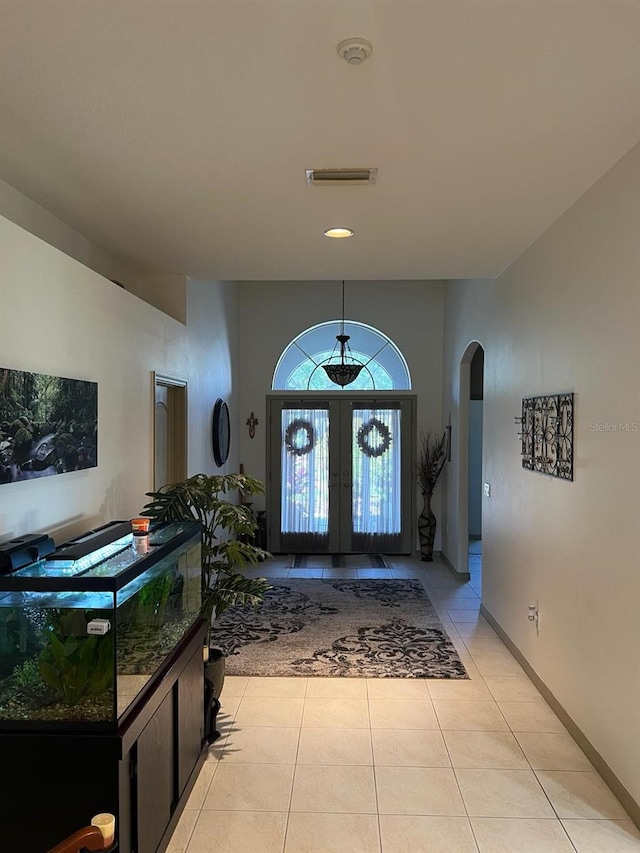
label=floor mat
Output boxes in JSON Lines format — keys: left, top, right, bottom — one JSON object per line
{"left": 289, "top": 553, "right": 389, "bottom": 569}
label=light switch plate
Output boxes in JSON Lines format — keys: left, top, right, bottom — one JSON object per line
{"left": 483, "top": 482, "right": 491, "bottom": 497}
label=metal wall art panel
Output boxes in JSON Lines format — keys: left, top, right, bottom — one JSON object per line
{"left": 0, "top": 367, "right": 97, "bottom": 484}
{"left": 520, "top": 392, "right": 574, "bottom": 480}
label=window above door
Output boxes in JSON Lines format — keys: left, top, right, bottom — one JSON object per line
{"left": 272, "top": 321, "right": 412, "bottom": 391}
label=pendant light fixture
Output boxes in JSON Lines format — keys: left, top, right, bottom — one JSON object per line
{"left": 322, "top": 281, "right": 365, "bottom": 387}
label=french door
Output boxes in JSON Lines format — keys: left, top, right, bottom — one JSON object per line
{"left": 268, "top": 395, "right": 415, "bottom": 554}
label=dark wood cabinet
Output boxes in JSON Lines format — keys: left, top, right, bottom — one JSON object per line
{"left": 0, "top": 622, "right": 207, "bottom": 853}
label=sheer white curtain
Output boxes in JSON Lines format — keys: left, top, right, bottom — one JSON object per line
{"left": 351, "top": 407, "right": 402, "bottom": 551}
{"left": 280, "top": 408, "right": 330, "bottom": 551}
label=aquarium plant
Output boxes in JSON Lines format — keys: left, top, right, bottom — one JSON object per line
{"left": 38, "top": 610, "right": 113, "bottom": 706}
{"left": 12, "top": 659, "right": 42, "bottom": 693}
{"left": 136, "top": 571, "right": 173, "bottom": 627}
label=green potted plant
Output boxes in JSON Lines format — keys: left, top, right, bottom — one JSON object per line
{"left": 417, "top": 430, "right": 448, "bottom": 561}
{"left": 141, "top": 473, "right": 272, "bottom": 701}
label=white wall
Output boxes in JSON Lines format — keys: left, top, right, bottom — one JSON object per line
{"left": 130, "top": 273, "right": 187, "bottom": 325}
{"left": 238, "top": 280, "right": 445, "bottom": 541}
{"left": 0, "top": 178, "right": 188, "bottom": 323}
{"left": 442, "top": 144, "right": 640, "bottom": 807}
{"left": 0, "top": 177, "right": 138, "bottom": 291}
{"left": 186, "top": 279, "right": 241, "bottom": 474}
{"left": 0, "top": 216, "right": 238, "bottom": 544}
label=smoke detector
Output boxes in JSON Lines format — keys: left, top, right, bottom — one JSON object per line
{"left": 337, "top": 38, "right": 373, "bottom": 65}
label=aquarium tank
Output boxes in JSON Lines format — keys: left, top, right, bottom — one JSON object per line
{"left": 0, "top": 521, "right": 201, "bottom": 727}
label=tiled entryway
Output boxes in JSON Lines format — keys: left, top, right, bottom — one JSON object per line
{"left": 468, "top": 538, "right": 482, "bottom": 595}
{"left": 166, "top": 554, "right": 639, "bottom": 853}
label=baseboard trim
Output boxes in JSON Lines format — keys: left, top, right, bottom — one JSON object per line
{"left": 439, "top": 552, "right": 471, "bottom": 582}
{"left": 480, "top": 603, "right": 640, "bottom": 830}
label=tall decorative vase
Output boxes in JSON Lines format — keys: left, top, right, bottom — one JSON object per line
{"left": 418, "top": 490, "right": 436, "bottom": 561}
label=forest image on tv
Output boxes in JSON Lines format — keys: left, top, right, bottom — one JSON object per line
{"left": 0, "top": 368, "right": 97, "bottom": 484}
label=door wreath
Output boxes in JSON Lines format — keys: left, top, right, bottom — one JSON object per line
{"left": 284, "top": 419, "right": 315, "bottom": 456}
{"left": 357, "top": 418, "right": 392, "bottom": 458}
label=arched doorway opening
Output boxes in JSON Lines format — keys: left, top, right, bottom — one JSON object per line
{"left": 457, "top": 342, "right": 484, "bottom": 582}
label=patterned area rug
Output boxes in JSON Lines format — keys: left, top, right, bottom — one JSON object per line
{"left": 213, "top": 579, "right": 468, "bottom": 679}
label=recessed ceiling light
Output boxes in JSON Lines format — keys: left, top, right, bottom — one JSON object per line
{"left": 323, "top": 227, "right": 355, "bottom": 239}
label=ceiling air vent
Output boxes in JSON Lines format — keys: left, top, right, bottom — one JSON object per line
{"left": 305, "top": 168, "right": 378, "bottom": 186}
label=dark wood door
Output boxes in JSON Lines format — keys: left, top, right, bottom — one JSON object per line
{"left": 136, "top": 692, "right": 174, "bottom": 853}
{"left": 178, "top": 647, "right": 204, "bottom": 795}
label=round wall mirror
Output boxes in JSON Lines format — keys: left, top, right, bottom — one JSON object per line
{"left": 212, "top": 398, "right": 230, "bottom": 467}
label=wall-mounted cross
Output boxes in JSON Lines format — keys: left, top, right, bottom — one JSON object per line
{"left": 246, "top": 412, "right": 259, "bottom": 439}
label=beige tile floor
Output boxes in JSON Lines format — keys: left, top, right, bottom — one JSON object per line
{"left": 166, "top": 547, "right": 640, "bottom": 853}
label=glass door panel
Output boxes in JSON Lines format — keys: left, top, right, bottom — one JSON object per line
{"left": 277, "top": 405, "right": 333, "bottom": 552}
{"left": 349, "top": 407, "right": 403, "bottom": 552}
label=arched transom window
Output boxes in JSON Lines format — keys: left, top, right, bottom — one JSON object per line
{"left": 272, "top": 321, "right": 411, "bottom": 391}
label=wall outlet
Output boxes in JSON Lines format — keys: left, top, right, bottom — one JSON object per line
{"left": 483, "top": 482, "right": 491, "bottom": 497}
{"left": 528, "top": 604, "right": 540, "bottom": 635}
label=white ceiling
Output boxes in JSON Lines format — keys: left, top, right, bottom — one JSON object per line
{"left": 0, "top": 1, "right": 638, "bottom": 281}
